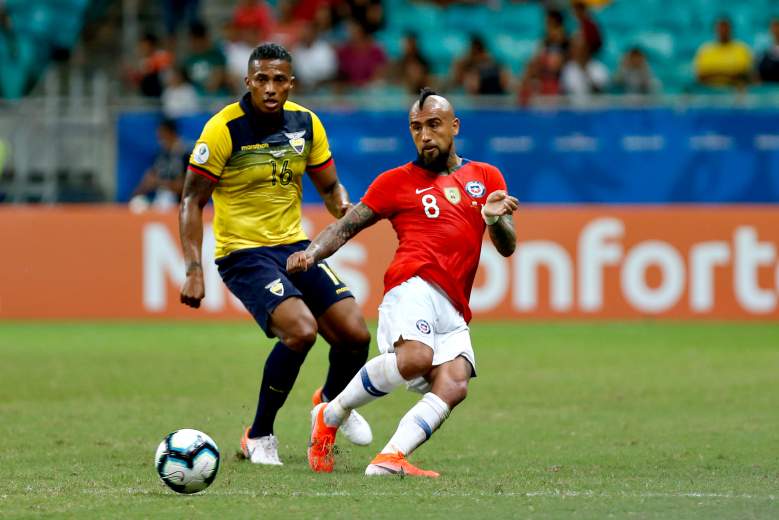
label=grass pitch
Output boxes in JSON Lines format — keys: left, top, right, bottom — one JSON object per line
{"left": 1, "top": 321, "right": 778, "bottom": 519}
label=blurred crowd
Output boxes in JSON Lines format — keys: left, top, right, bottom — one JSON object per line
{"left": 124, "top": 0, "right": 779, "bottom": 116}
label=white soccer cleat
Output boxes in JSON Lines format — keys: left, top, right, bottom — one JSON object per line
{"left": 339, "top": 410, "right": 373, "bottom": 446}
{"left": 240, "top": 428, "right": 283, "bottom": 466}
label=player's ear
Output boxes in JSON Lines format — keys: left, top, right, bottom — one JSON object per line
{"left": 244, "top": 76, "right": 250, "bottom": 90}
{"left": 289, "top": 75, "right": 295, "bottom": 90}
{"left": 451, "top": 117, "right": 460, "bottom": 136}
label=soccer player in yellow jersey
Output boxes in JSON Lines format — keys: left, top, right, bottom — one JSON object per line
{"left": 179, "top": 43, "right": 372, "bottom": 465}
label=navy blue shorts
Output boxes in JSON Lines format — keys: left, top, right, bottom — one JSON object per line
{"left": 216, "top": 241, "right": 354, "bottom": 338}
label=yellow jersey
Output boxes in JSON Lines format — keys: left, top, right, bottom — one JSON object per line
{"left": 187, "top": 94, "right": 334, "bottom": 258}
{"left": 694, "top": 40, "right": 753, "bottom": 84}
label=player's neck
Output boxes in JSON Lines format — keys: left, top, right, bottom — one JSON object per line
{"left": 243, "top": 93, "right": 284, "bottom": 131}
{"left": 414, "top": 153, "right": 462, "bottom": 176}
{"left": 445, "top": 154, "right": 463, "bottom": 174}
{"left": 251, "top": 106, "right": 284, "bottom": 128}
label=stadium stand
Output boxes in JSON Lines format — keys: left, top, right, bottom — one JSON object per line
{"left": 0, "top": 0, "right": 95, "bottom": 98}
{"left": 2, "top": 0, "right": 778, "bottom": 100}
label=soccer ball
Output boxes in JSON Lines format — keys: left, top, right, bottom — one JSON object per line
{"left": 154, "top": 429, "right": 220, "bottom": 494}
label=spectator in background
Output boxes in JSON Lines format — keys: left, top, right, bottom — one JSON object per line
{"left": 694, "top": 17, "right": 752, "bottom": 88}
{"left": 572, "top": 0, "right": 602, "bottom": 55}
{"left": 129, "top": 119, "right": 188, "bottom": 213}
{"left": 452, "top": 35, "right": 510, "bottom": 95}
{"left": 312, "top": 4, "right": 345, "bottom": 43}
{"left": 293, "top": 0, "right": 338, "bottom": 23}
{"left": 224, "top": 23, "right": 255, "bottom": 93}
{"left": 612, "top": 47, "right": 659, "bottom": 94}
{"left": 518, "top": 9, "right": 569, "bottom": 104}
{"left": 336, "top": 20, "right": 387, "bottom": 89}
{"left": 183, "top": 21, "right": 230, "bottom": 96}
{"left": 561, "top": 34, "right": 608, "bottom": 104}
{"left": 292, "top": 23, "right": 338, "bottom": 92}
{"left": 390, "top": 33, "right": 433, "bottom": 94}
{"left": 232, "top": 0, "right": 275, "bottom": 41}
{"left": 758, "top": 18, "right": 779, "bottom": 83}
{"left": 267, "top": 0, "right": 308, "bottom": 49}
{"left": 162, "top": 66, "right": 200, "bottom": 118}
{"left": 128, "top": 33, "right": 172, "bottom": 98}
{"left": 340, "top": 0, "right": 384, "bottom": 34}
{"left": 162, "top": 0, "right": 201, "bottom": 45}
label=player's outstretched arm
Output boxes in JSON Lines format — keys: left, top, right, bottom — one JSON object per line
{"left": 287, "top": 202, "right": 379, "bottom": 273}
{"left": 482, "top": 190, "right": 518, "bottom": 257}
{"left": 178, "top": 172, "right": 216, "bottom": 308}
{"left": 309, "top": 162, "right": 352, "bottom": 218}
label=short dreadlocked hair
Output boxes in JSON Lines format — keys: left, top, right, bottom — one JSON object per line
{"left": 248, "top": 43, "right": 293, "bottom": 68}
{"left": 417, "top": 87, "right": 438, "bottom": 109}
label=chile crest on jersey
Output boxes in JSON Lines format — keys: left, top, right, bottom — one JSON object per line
{"left": 465, "top": 180, "right": 486, "bottom": 198}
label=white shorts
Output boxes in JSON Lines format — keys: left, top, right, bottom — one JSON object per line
{"left": 376, "top": 276, "right": 475, "bottom": 393}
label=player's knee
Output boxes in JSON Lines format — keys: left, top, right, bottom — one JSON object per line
{"left": 282, "top": 320, "right": 318, "bottom": 353}
{"left": 347, "top": 323, "right": 371, "bottom": 350}
{"left": 396, "top": 342, "right": 434, "bottom": 379}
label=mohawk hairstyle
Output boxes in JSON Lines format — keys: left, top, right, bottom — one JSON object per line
{"left": 248, "top": 43, "right": 293, "bottom": 66}
{"left": 417, "top": 87, "right": 438, "bottom": 109}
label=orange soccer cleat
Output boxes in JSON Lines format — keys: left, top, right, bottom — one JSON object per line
{"left": 311, "top": 387, "right": 325, "bottom": 406}
{"left": 307, "top": 403, "right": 337, "bottom": 473}
{"left": 364, "top": 452, "right": 440, "bottom": 478}
{"left": 311, "top": 387, "right": 373, "bottom": 446}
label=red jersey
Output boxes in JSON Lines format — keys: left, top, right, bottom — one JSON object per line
{"left": 361, "top": 159, "right": 507, "bottom": 323}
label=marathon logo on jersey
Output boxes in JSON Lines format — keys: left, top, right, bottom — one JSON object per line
{"left": 265, "top": 278, "right": 285, "bottom": 296}
{"left": 445, "top": 187, "right": 461, "bottom": 204}
{"left": 415, "top": 319, "right": 432, "bottom": 334}
{"left": 465, "top": 181, "right": 485, "bottom": 198}
{"left": 284, "top": 131, "right": 306, "bottom": 154}
{"left": 193, "top": 143, "right": 210, "bottom": 164}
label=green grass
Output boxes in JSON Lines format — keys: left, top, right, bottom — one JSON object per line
{"left": 1, "top": 322, "right": 778, "bottom": 519}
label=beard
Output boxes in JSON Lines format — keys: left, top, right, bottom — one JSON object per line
{"left": 417, "top": 145, "right": 451, "bottom": 172}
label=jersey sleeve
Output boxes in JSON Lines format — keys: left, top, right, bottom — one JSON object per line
{"left": 361, "top": 170, "right": 397, "bottom": 217}
{"left": 484, "top": 164, "right": 508, "bottom": 194}
{"left": 306, "top": 111, "right": 334, "bottom": 174}
{"left": 187, "top": 114, "right": 232, "bottom": 182}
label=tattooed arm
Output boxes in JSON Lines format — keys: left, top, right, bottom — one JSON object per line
{"left": 287, "top": 202, "right": 380, "bottom": 273}
{"left": 482, "top": 190, "right": 518, "bottom": 257}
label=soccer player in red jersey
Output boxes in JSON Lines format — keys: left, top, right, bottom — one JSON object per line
{"left": 287, "top": 88, "right": 518, "bottom": 477}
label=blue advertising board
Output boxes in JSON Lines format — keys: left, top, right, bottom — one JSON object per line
{"left": 117, "top": 107, "right": 779, "bottom": 204}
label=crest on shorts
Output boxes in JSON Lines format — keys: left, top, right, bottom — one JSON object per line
{"left": 284, "top": 131, "right": 306, "bottom": 155}
{"left": 265, "top": 278, "right": 285, "bottom": 296}
{"left": 444, "top": 187, "right": 461, "bottom": 204}
{"left": 416, "top": 319, "right": 431, "bottom": 334}
{"left": 465, "top": 181, "right": 485, "bottom": 198}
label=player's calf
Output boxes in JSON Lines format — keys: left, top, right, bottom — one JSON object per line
{"left": 379, "top": 392, "right": 450, "bottom": 457}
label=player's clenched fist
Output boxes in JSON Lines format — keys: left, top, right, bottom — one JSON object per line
{"left": 482, "top": 190, "right": 519, "bottom": 221}
{"left": 180, "top": 271, "right": 205, "bottom": 308}
{"left": 287, "top": 251, "right": 314, "bottom": 273}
